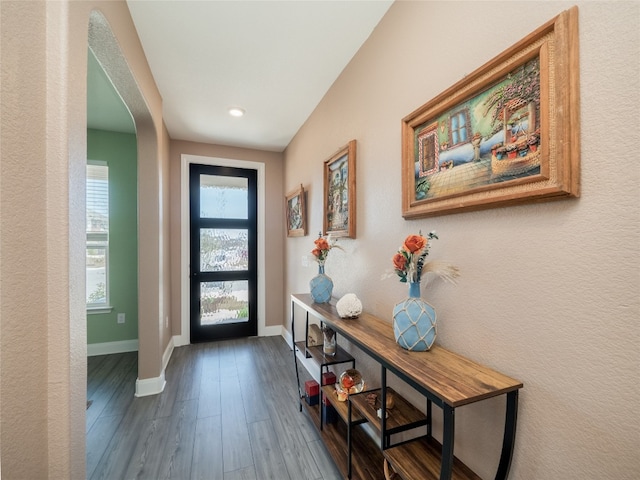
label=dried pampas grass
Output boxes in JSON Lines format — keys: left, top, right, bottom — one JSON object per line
{"left": 421, "top": 261, "right": 460, "bottom": 285}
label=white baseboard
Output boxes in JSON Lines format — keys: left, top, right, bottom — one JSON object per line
{"left": 135, "top": 371, "right": 166, "bottom": 397}
{"left": 260, "top": 324, "right": 285, "bottom": 337}
{"left": 162, "top": 335, "right": 176, "bottom": 372}
{"left": 134, "top": 335, "right": 178, "bottom": 397}
{"left": 87, "top": 339, "right": 138, "bottom": 356}
{"left": 281, "top": 327, "right": 293, "bottom": 349}
{"left": 173, "top": 333, "right": 189, "bottom": 347}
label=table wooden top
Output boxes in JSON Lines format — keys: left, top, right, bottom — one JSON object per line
{"left": 292, "top": 294, "right": 522, "bottom": 408}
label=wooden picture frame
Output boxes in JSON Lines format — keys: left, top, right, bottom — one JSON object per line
{"left": 285, "top": 184, "right": 307, "bottom": 237}
{"left": 402, "top": 7, "right": 579, "bottom": 218}
{"left": 323, "top": 140, "right": 356, "bottom": 238}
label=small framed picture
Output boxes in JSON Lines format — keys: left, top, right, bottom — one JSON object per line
{"left": 285, "top": 184, "right": 307, "bottom": 237}
{"left": 323, "top": 140, "right": 356, "bottom": 238}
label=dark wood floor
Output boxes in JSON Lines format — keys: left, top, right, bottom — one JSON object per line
{"left": 87, "top": 336, "right": 341, "bottom": 480}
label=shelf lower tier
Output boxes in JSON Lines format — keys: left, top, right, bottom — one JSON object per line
{"left": 295, "top": 340, "right": 355, "bottom": 366}
{"left": 349, "top": 387, "right": 428, "bottom": 435}
{"left": 383, "top": 436, "right": 481, "bottom": 480}
{"left": 321, "top": 385, "right": 365, "bottom": 424}
{"left": 302, "top": 399, "right": 384, "bottom": 480}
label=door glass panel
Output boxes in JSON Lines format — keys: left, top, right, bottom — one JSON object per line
{"left": 200, "top": 228, "right": 248, "bottom": 272}
{"left": 190, "top": 164, "right": 257, "bottom": 342}
{"left": 200, "top": 174, "right": 248, "bottom": 219}
{"left": 200, "top": 280, "right": 249, "bottom": 325}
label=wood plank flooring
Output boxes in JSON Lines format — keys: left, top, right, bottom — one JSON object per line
{"left": 87, "top": 336, "right": 341, "bottom": 480}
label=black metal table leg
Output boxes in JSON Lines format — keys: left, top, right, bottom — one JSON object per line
{"left": 426, "top": 398, "right": 432, "bottom": 438}
{"left": 495, "top": 390, "right": 519, "bottom": 480}
{"left": 347, "top": 398, "right": 353, "bottom": 479}
{"left": 381, "top": 366, "right": 388, "bottom": 449}
{"left": 440, "top": 405, "right": 455, "bottom": 480}
{"left": 291, "top": 299, "right": 302, "bottom": 412}
{"left": 320, "top": 366, "right": 325, "bottom": 431}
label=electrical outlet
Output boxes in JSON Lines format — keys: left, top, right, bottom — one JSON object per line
{"left": 302, "top": 255, "right": 309, "bottom": 267}
{"left": 165, "top": 316, "right": 169, "bottom": 328}
{"left": 117, "top": 313, "right": 125, "bottom": 324}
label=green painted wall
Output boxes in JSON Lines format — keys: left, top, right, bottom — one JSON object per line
{"left": 87, "top": 128, "right": 138, "bottom": 344}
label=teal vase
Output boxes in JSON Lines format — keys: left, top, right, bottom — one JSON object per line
{"left": 392, "top": 282, "right": 437, "bottom": 351}
{"left": 310, "top": 264, "right": 333, "bottom": 303}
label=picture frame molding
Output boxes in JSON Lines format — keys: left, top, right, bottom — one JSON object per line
{"left": 285, "top": 184, "right": 307, "bottom": 237}
{"left": 323, "top": 140, "right": 356, "bottom": 238}
{"left": 401, "top": 6, "right": 580, "bottom": 218}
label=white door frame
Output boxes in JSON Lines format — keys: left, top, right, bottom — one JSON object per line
{"left": 177, "top": 154, "right": 268, "bottom": 345}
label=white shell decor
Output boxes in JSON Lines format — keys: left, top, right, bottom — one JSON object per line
{"left": 336, "top": 293, "right": 362, "bottom": 319}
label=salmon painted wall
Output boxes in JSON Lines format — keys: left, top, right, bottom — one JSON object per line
{"left": 168, "top": 140, "right": 285, "bottom": 335}
{"left": 1, "top": 1, "right": 171, "bottom": 477}
{"left": 284, "top": 1, "right": 639, "bottom": 478}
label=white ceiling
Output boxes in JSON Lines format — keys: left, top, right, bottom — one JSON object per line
{"left": 87, "top": 1, "right": 393, "bottom": 152}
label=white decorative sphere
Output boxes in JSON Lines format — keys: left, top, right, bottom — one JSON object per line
{"left": 336, "top": 293, "right": 362, "bottom": 319}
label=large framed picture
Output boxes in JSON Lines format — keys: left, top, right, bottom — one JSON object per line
{"left": 285, "top": 184, "right": 307, "bottom": 237}
{"left": 402, "top": 7, "right": 579, "bottom": 218}
{"left": 323, "top": 140, "right": 356, "bottom": 238}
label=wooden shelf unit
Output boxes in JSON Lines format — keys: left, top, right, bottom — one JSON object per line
{"left": 293, "top": 309, "right": 380, "bottom": 480}
{"left": 349, "top": 387, "right": 428, "bottom": 435}
{"left": 322, "top": 385, "right": 365, "bottom": 424}
{"left": 384, "top": 436, "right": 481, "bottom": 480}
{"left": 291, "top": 294, "right": 522, "bottom": 480}
{"left": 300, "top": 396, "right": 383, "bottom": 480}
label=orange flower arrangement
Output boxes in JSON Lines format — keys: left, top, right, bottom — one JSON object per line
{"left": 311, "top": 233, "right": 342, "bottom": 265}
{"left": 393, "top": 232, "right": 438, "bottom": 283}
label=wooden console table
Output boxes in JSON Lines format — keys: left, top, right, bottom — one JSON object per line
{"left": 291, "top": 293, "right": 523, "bottom": 480}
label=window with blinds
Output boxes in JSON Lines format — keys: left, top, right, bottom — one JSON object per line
{"left": 86, "top": 161, "right": 110, "bottom": 309}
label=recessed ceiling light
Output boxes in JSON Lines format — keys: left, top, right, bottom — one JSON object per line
{"left": 228, "top": 107, "right": 245, "bottom": 117}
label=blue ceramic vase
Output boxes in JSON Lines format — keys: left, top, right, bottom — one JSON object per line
{"left": 310, "top": 264, "right": 333, "bottom": 303}
{"left": 392, "top": 282, "right": 437, "bottom": 351}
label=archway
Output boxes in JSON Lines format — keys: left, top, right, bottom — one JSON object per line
{"left": 88, "top": 10, "right": 163, "bottom": 392}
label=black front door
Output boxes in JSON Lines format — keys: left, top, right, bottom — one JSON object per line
{"left": 189, "top": 164, "right": 257, "bottom": 342}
